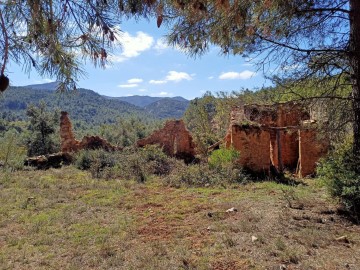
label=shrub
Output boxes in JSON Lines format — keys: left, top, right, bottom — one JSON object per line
{"left": 208, "top": 147, "right": 240, "bottom": 171}
{"left": 74, "top": 149, "right": 116, "bottom": 178}
{"left": 165, "top": 161, "right": 248, "bottom": 188}
{"left": 139, "top": 145, "right": 173, "bottom": 176}
{"left": 0, "top": 130, "right": 27, "bottom": 172}
{"left": 317, "top": 138, "right": 360, "bottom": 221}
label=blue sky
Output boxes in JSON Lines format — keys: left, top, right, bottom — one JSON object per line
{"left": 8, "top": 18, "right": 270, "bottom": 100}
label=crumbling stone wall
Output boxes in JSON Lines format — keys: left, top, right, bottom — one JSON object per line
{"left": 60, "top": 111, "right": 119, "bottom": 153}
{"left": 233, "top": 102, "right": 310, "bottom": 127}
{"left": 137, "top": 120, "right": 196, "bottom": 162}
{"left": 298, "top": 129, "right": 329, "bottom": 177}
{"left": 60, "top": 111, "right": 80, "bottom": 152}
{"left": 270, "top": 129, "right": 299, "bottom": 171}
{"left": 226, "top": 102, "right": 328, "bottom": 177}
{"left": 226, "top": 125, "right": 270, "bottom": 175}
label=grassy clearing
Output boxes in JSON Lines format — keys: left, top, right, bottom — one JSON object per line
{"left": 0, "top": 167, "right": 359, "bottom": 269}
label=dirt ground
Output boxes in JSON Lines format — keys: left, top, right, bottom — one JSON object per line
{"left": 0, "top": 167, "right": 359, "bottom": 269}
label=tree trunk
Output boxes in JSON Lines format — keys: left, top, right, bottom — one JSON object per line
{"left": 349, "top": 0, "right": 360, "bottom": 163}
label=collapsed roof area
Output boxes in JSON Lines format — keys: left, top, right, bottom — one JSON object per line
{"left": 224, "top": 102, "right": 329, "bottom": 177}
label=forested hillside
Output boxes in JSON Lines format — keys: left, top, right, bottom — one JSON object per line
{"left": 0, "top": 85, "right": 190, "bottom": 125}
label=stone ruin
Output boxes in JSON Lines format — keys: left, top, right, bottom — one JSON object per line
{"left": 224, "top": 102, "right": 329, "bottom": 177}
{"left": 137, "top": 120, "right": 197, "bottom": 163}
{"left": 60, "top": 111, "right": 121, "bottom": 152}
{"left": 60, "top": 112, "right": 196, "bottom": 163}
{"left": 54, "top": 107, "right": 327, "bottom": 177}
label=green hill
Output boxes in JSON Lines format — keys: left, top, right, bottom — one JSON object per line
{"left": 144, "top": 98, "right": 190, "bottom": 119}
{"left": 0, "top": 86, "right": 149, "bottom": 125}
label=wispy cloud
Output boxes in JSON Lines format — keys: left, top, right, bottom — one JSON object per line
{"left": 127, "top": 78, "right": 143, "bottom": 84}
{"left": 148, "top": 71, "right": 193, "bottom": 85}
{"left": 117, "top": 84, "right": 138, "bottom": 88}
{"left": 139, "top": 89, "right": 147, "bottom": 92}
{"left": 219, "top": 70, "right": 256, "bottom": 80}
{"left": 149, "top": 79, "right": 167, "bottom": 85}
{"left": 165, "top": 71, "right": 193, "bottom": 82}
{"left": 154, "top": 38, "right": 169, "bottom": 51}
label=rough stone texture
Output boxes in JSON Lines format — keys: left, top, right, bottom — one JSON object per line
{"left": 25, "top": 152, "right": 73, "bottom": 170}
{"left": 232, "top": 102, "right": 310, "bottom": 127}
{"left": 270, "top": 129, "right": 299, "bottom": 171}
{"left": 226, "top": 102, "right": 328, "bottom": 177}
{"left": 60, "top": 111, "right": 80, "bottom": 152}
{"left": 137, "top": 120, "right": 196, "bottom": 162}
{"left": 298, "top": 129, "right": 329, "bottom": 177}
{"left": 225, "top": 125, "right": 270, "bottom": 175}
{"left": 60, "top": 111, "right": 120, "bottom": 153}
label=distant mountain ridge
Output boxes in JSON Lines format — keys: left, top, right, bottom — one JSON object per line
{"left": 23, "top": 81, "right": 60, "bottom": 91}
{"left": 0, "top": 82, "right": 190, "bottom": 122}
{"left": 107, "top": 95, "right": 189, "bottom": 108}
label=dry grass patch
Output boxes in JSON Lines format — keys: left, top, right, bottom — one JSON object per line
{"left": 0, "top": 167, "right": 359, "bottom": 269}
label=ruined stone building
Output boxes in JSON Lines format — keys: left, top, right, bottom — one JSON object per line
{"left": 224, "top": 102, "right": 329, "bottom": 177}
{"left": 60, "top": 111, "right": 120, "bottom": 152}
{"left": 137, "top": 120, "right": 196, "bottom": 163}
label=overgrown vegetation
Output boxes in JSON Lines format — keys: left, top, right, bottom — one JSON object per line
{"left": 318, "top": 138, "right": 360, "bottom": 221}
{"left": 0, "top": 130, "right": 26, "bottom": 172}
{"left": 73, "top": 145, "right": 248, "bottom": 187}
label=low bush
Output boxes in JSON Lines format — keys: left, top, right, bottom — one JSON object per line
{"left": 317, "top": 138, "right": 360, "bottom": 221}
{"left": 73, "top": 145, "right": 174, "bottom": 181}
{"left": 208, "top": 147, "right": 240, "bottom": 171}
{"left": 0, "top": 130, "right": 27, "bottom": 172}
{"left": 74, "top": 149, "right": 116, "bottom": 178}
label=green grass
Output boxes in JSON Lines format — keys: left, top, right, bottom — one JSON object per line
{"left": 0, "top": 166, "right": 359, "bottom": 269}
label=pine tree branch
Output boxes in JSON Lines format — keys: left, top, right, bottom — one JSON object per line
{"left": 0, "top": 8, "right": 9, "bottom": 75}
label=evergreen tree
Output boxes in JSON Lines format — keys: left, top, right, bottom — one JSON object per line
{"left": 26, "top": 101, "right": 59, "bottom": 156}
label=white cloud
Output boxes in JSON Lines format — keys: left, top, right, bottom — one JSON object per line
{"left": 159, "top": 91, "right": 169, "bottom": 96}
{"left": 139, "top": 89, "right": 147, "bottom": 92}
{"left": 127, "top": 78, "right": 143, "bottom": 84}
{"left": 117, "top": 84, "right": 138, "bottom": 88}
{"left": 165, "top": 71, "right": 193, "bottom": 82}
{"left": 149, "top": 79, "right": 167, "bottom": 85}
{"left": 154, "top": 38, "right": 169, "bottom": 51}
{"left": 110, "top": 31, "right": 154, "bottom": 63}
{"left": 208, "top": 76, "right": 214, "bottom": 80}
{"left": 219, "top": 70, "right": 256, "bottom": 80}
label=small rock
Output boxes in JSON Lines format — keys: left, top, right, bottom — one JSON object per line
{"left": 335, "top": 235, "right": 350, "bottom": 243}
{"left": 226, "top": 207, "right": 238, "bottom": 213}
{"left": 207, "top": 226, "right": 211, "bottom": 231}
{"left": 279, "top": 264, "right": 287, "bottom": 270}
{"left": 251, "top": 235, "right": 258, "bottom": 242}
{"left": 207, "top": 212, "right": 213, "bottom": 218}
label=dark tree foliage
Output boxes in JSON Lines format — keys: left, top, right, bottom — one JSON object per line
{"left": 26, "top": 101, "right": 59, "bottom": 156}
{"left": 0, "top": 0, "right": 158, "bottom": 91}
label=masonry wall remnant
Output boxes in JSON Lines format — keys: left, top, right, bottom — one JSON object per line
{"left": 60, "top": 111, "right": 120, "bottom": 153}
{"left": 225, "top": 102, "right": 329, "bottom": 177}
{"left": 137, "top": 119, "right": 196, "bottom": 163}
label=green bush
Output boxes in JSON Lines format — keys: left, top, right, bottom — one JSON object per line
{"left": 317, "top": 138, "right": 360, "bottom": 220}
{"left": 140, "top": 145, "right": 173, "bottom": 176}
{"left": 74, "top": 149, "right": 116, "bottom": 178}
{"left": 208, "top": 147, "right": 240, "bottom": 171}
{"left": 165, "top": 161, "right": 248, "bottom": 188}
{"left": 0, "top": 130, "right": 27, "bottom": 172}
